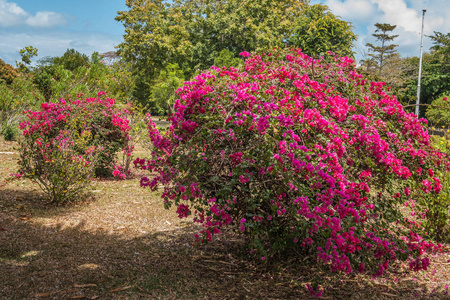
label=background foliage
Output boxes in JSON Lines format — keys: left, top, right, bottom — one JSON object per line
{"left": 288, "top": 4, "right": 356, "bottom": 57}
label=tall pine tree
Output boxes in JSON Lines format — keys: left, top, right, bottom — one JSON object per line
{"left": 364, "top": 23, "right": 399, "bottom": 75}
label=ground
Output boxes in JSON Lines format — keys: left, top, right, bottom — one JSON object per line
{"left": 2, "top": 134, "right": 450, "bottom": 299}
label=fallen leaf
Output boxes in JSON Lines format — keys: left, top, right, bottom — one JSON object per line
{"left": 35, "top": 291, "right": 58, "bottom": 297}
{"left": 21, "top": 217, "right": 29, "bottom": 220}
{"left": 135, "top": 285, "right": 144, "bottom": 292}
{"left": 0, "top": 227, "right": 7, "bottom": 231}
{"left": 109, "top": 286, "right": 133, "bottom": 293}
{"left": 70, "top": 296, "right": 86, "bottom": 299}
{"left": 73, "top": 284, "right": 97, "bottom": 288}
{"left": 381, "top": 292, "right": 397, "bottom": 297}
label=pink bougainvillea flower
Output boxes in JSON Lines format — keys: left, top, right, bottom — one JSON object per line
{"left": 137, "top": 48, "right": 446, "bottom": 285}
{"left": 239, "top": 51, "right": 251, "bottom": 57}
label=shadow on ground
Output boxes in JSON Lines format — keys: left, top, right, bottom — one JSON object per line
{"left": 1, "top": 205, "right": 450, "bottom": 300}
{"left": 0, "top": 186, "right": 98, "bottom": 220}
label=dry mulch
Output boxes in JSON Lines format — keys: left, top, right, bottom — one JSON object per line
{"left": 2, "top": 137, "right": 450, "bottom": 299}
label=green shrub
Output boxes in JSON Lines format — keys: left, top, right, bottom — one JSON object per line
{"left": 0, "top": 74, "right": 44, "bottom": 136}
{"left": 425, "top": 94, "right": 450, "bottom": 127}
{"left": 2, "top": 123, "right": 17, "bottom": 141}
{"left": 420, "top": 135, "right": 450, "bottom": 242}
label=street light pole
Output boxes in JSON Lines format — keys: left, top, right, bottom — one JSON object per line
{"left": 415, "top": 9, "right": 426, "bottom": 118}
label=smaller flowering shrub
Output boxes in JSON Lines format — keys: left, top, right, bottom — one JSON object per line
{"left": 17, "top": 92, "right": 132, "bottom": 203}
{"left": 18, "top": 129, "right": 99, "bottom": 202}
{"left": 68, "top": 92, "right": 131, "bottom": 177}
{"left": 115, "top": 103, "right": 148, "bottom": 178}
{"left": 138, "top": 49, "right": 445, "bottom": 282}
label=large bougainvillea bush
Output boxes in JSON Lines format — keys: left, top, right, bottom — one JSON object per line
{"left": 136, "top": 49, "right": 448, "bottom": 281}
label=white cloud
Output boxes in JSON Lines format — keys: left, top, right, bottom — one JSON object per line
{"left": 371, "top": 0, "right": 421, "bottom": 33}
{"left": 0, "top": 31, "right": 122, "bottom": 65}
{"left": 325, "top": 0, "right": 378, "bottom": 21}
{"left": 408, "top": 0, "right": 450, "bottom": 33}
{"left": 70, "top": 40, "right": 89, "bottom": 48}
{"left": 365, "top": 0, "right": 450, "bottom": 58}
{"left": 370, "top": 0, "right": 450, "bottom": 37}
{"left": 0, "top": 0, "right": 67, "bottom": 28}
{"left": 0, "top": 0, "right": 27, "bottom": 27}
{"left": 25, "top": 11, "right": 67, "bottom": 28}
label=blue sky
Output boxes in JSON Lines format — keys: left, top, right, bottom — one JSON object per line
{"left": 1, "top": 0, "right": 449, "bottom": 66}
{"left": 0, "top": 0, "right": 127, "bottom": 65}
{"left": 310, "top": 0, "right": 450, "bottom": 61}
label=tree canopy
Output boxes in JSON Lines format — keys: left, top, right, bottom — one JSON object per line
{"left": 116, "top": 0, "right": 309, "bottom": 79}
{"left": 0, "top": 59, "right": 17, "bottom": 85}
{"left": 288, "top": 4, "right": 356, "bottom": 57}
{"left": 116, "top": 0, "right": 363, "bottom": 110}
{"left": 423, "top": 32, "right": 450, "bottom": 100}
{"left": 115, "top": 0, "right": 317, "bottom": 110}
{"left": 53, "top": 48, "right": 90, "bottom": 71}
{"left": 396, "top": 31, "right": 450, "bottom": 117}
{"left": 16, "top": 46, "right": 38, "bottom": 72}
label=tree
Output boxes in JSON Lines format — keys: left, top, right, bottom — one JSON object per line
{"left": 184, "top": 0, "right": 307, "bottom": 70}
{"left": 36, "top": 56, "right": 55, "bottom": 68}
{"left": 115, "top": 0, "right": 309, "bottom": 104}
{"left": 288, "top": 4, "right": 357, "bottom": 57}
{"left": 115, "top": 0, "right": 191, "bottom": 81}
{"left": 100, "top": 51, "right": 121, "bottom": 66}
{"left": 53, "top": 48, "right": 90, "bottom": 71}
{"left": 0, "top": 59, "right": 17, "bottom": 85}
{"left": 16, "top": 46, "right": 38, "bottom": 72}
{"left": 0, "top": 70, "right": 44, "bottom": 136}
{"left": 213, "top": 49, "right": 243, "bottom": 68}
{"left": 116, "top": 0, "right": 308, "bottom": 73}
{"left": 149, "top": 63, "right": 185, "bottom": 115}
{"left": 399, "top": 32, "right": 450, "bottom": 117}
{"left": 430, "top": 31, "right": 450, "bottom": 55}
{"left": 106, "top": 60, "right": 136, "bottom": 103}
{"left": 32, "top": 65, "right": 55, "bottom": 100}
{"left": 363, "top": 23, "right": 399, "bottom": 75}
{"left": 374, "top": 53, "right": 419, "bottom": 105}
{"left": 423, "top": 32, "right": 450, "bottom": 100}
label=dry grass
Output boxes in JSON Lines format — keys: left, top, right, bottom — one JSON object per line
{"left": 2, "top": 136, "right": 450, "bottom": 299}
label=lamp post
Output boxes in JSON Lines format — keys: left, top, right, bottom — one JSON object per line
{"left": 415, "top": 9, "right": 426, "bottom": 118}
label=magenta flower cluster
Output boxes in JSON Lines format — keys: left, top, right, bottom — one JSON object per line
{"left": 136, "top": 49, "right": 446, "bottom": 281}
{"left": 18, "top": 92, "right": 133, "bottom": 182}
